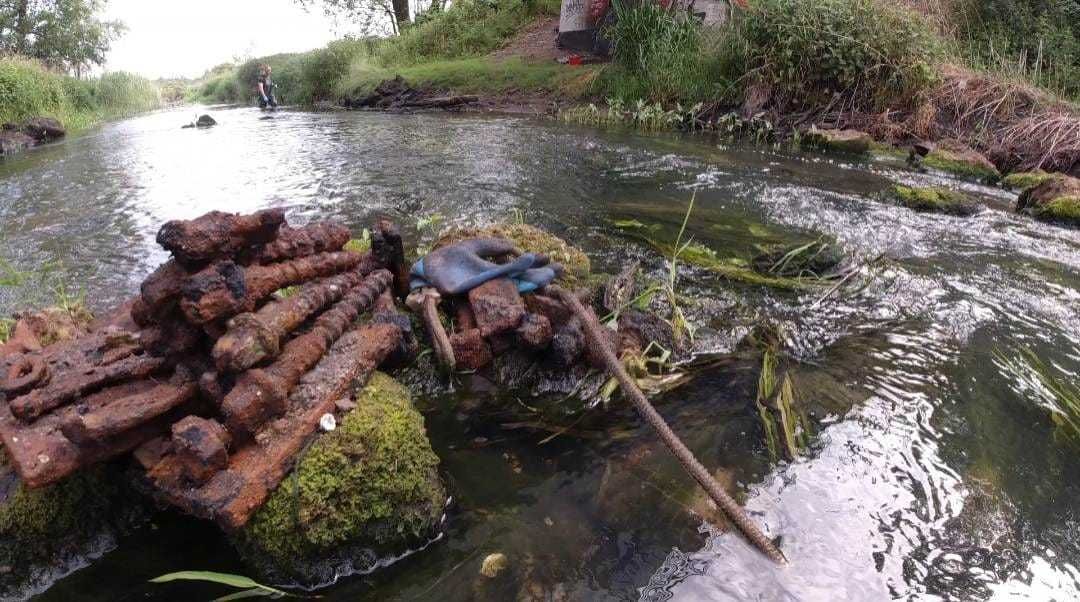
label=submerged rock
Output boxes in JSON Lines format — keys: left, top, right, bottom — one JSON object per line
{"left": 196, "top": 114, "right": 216, "bottom": 128}
{"left": 235, "top": 372, "right": 445, "bottom": 585}
{"left": 0, "top": 128, "right": 36, "bottom": 156}
{"left": 0, "top": 452, "right": 143, "bottom": 599}
{"left": 918, "top": 139, "right": 1001, "bottom": 183}
{"left": 1016, "top": 175, "right": 1080, "bottom": 227}
{"left": 801, "top": 127, "right": 874, "bottom": 154}
{"left": 894, "top": 185, "right": 981, "bottom": 217}
{"left": 0, "top": 117, "right": 66, "bottom": 156}
{"left": 1002, "top": 169, "right": 1056, "bottom": 191}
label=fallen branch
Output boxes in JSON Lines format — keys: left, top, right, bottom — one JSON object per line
{"left": 550, "top": 285, "right": 787, "bottom": 564}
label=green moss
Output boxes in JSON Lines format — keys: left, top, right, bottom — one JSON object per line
{"left": 800, "top": 128, "right": 874, "bottom": 154}
{"left": 238, "top": 373, "right": 444, "bottom": 576}
{"left": 1035, "top": 196, "right": 1080, "bottom": 226}
{"left": 435, "top": 224, "right": 591, "bottom": 288}
{"left": 0, "top": 456, "right": 140, "bottom": 595}
{"left": 894, "top": 185, "right": 980, "bottom": 216}
{"left": 922, "top": 151, "right": 1000, "bottom": 184}
{"left": 1002, "top": 170, "right": 1057, "bottom": 191}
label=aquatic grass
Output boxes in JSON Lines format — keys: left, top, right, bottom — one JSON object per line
{"left": 614, "top": 221, "right": 823, "bottom": 292}
{"left": 996, "top": 347, "right": 1080, "bottom": 442}
{"left": 755, "top": 347, "right": 808, "bottom": 461}
{"left": 559, "top": 98, "right": 706, "bottom": 132}
{"left": 150, "top": 571, "right": 293, "bottom": 600}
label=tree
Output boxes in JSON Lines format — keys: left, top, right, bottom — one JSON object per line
{"left": 0, "top": 0, "right": 124, "bottom": 74}
{"left": 295, "top": 0, "right": 410, "bottom": 35}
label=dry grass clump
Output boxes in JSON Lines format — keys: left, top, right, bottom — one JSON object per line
{"left": 921, "top": 65, "right": 1080, "bottom": 172}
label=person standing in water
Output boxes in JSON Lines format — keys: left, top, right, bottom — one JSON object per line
{"left": 257, "top": 64, "right": 277, "bottom": 109}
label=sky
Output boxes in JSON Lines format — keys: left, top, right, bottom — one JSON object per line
{"left": 102, "top": 0, "right": 365, "bottom": 79}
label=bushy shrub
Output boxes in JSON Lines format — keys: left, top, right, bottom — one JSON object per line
{"left": 737, "top": 0, "right": 940, "bottom": 110}
{"left": 600, "top": 2, "right": 737, "bottom": 103}
{"left": 297, "top": 39, "right": 371, "bottom": 102}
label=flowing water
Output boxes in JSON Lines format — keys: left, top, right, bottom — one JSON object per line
{"left": 1, "top": 106, "right": 1079, "bottom": 601}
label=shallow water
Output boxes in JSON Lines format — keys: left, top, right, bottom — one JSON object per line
{"left": 2, "top": 106, "right": 1079, "bottom": 601}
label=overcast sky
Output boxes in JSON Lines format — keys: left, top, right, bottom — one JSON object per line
{"left": 103, "top": 0, "right": 365, "bottom": 79}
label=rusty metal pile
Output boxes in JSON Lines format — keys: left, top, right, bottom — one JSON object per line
{"left": 0, "top": 209, "right": 413, "bottom": 530}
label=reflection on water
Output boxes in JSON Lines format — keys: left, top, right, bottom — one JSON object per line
{"left": 2, "top": 106, "right": 1079, "bottom": 601}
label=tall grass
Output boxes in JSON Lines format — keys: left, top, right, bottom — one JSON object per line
{"left": 595, "top": 1, "right": 741, "bottom": 103}
{"left": 736, "top": 0, "right": 940, "bottom": 111}
{"left": 0, "top": 58, "right": 161, "bottom": 130}
{"left": 949, "top": 0, "right": 1080, "bottom": 101}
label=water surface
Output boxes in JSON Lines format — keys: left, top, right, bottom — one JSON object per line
{"left": 2, "top": 106, "right": 1078, "bottom": 601}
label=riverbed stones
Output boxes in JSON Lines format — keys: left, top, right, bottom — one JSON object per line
{"left": 918, "top": 139, "right": 1001, "bottom": 183}
{"left": 1016, "top": 174, "right": 1080, "bottom": 227}
{"left": 801, "top": 127, "right": 874, "bottom": 154}
{"left": 894, "top": 185, "right": 981, "bottom": 217}
{"left": 234, "top": 372, "right": 445, "bottom": 584}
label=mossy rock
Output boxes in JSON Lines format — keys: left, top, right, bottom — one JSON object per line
{"left": 800, "top": 127, "right": 874, "bottom": 154}
{"left": 1016, "top": 175, "right": 1080, "bottom": 227}
{"left": 921, "top": 140, "right": 1000, "bottom": 184}
{"left": 236, "top": 372, "right": 445, "bottom": 584}
{"left": 894, "top": 185, "right": 981, "bottom": 217}
{"left": 0, "top": 456, "right": 142, "bottom": 598}
{"left": 434, "top": 224, "right": 591, "bottom": 288}
{"left": 1002, "top": 170, "right": 1057, "bottom": 191}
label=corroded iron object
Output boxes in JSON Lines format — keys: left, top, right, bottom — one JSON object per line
{"left": 3, "top": 331, "right": 167, "bottom": 422}
{"left": 157, "top": 208, "right": 285, "bottom": 267}
{"left": 60, "top": 367, "right": 199, "bottom": 444}
{"left": 139, "top": 259, "right": 191, "bottom": 317}
{"left": 373, "top": 219, "right": 410, "bottom": 297}
{"left": 171, "top": 416, "right": 232, "bottom": 484}
{"left": 179, "top": 251, "right": 369, "bottom": 324}
{"left": 212, "top": 269, "right": 368, "bottom": 373}
{"left": 241, "top": 223, "right": 351, "bottom": 265}
{"left": 219, "top": 270, "right": 393, "bottom": 435}
{"left": 148, "top": 322, "right": 402, "bottom": 529}
{"left": 0, "top": 377, "right": 197, "bottom": 487}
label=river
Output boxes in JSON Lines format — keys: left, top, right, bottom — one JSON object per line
{"left": 1, "top": 106, "right": 1079, "bottom": 601}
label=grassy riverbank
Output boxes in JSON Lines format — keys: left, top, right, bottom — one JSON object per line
{"left": 191, "top": 0, "right": 1079, "bottom": 174}
{"left": 0, "top": 58, "right": 162, "bottom": 132}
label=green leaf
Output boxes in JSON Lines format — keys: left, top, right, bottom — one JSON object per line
{"left": 150, "top": 571, "right": 286, "bottom": 597}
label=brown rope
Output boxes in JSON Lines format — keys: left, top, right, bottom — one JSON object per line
{"left": 550, "top": 285, "right": 788, "bottom": 564}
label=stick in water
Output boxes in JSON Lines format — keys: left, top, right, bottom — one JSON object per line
{"left": 550, "top": 285, "right": 788, "bottom": 564}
